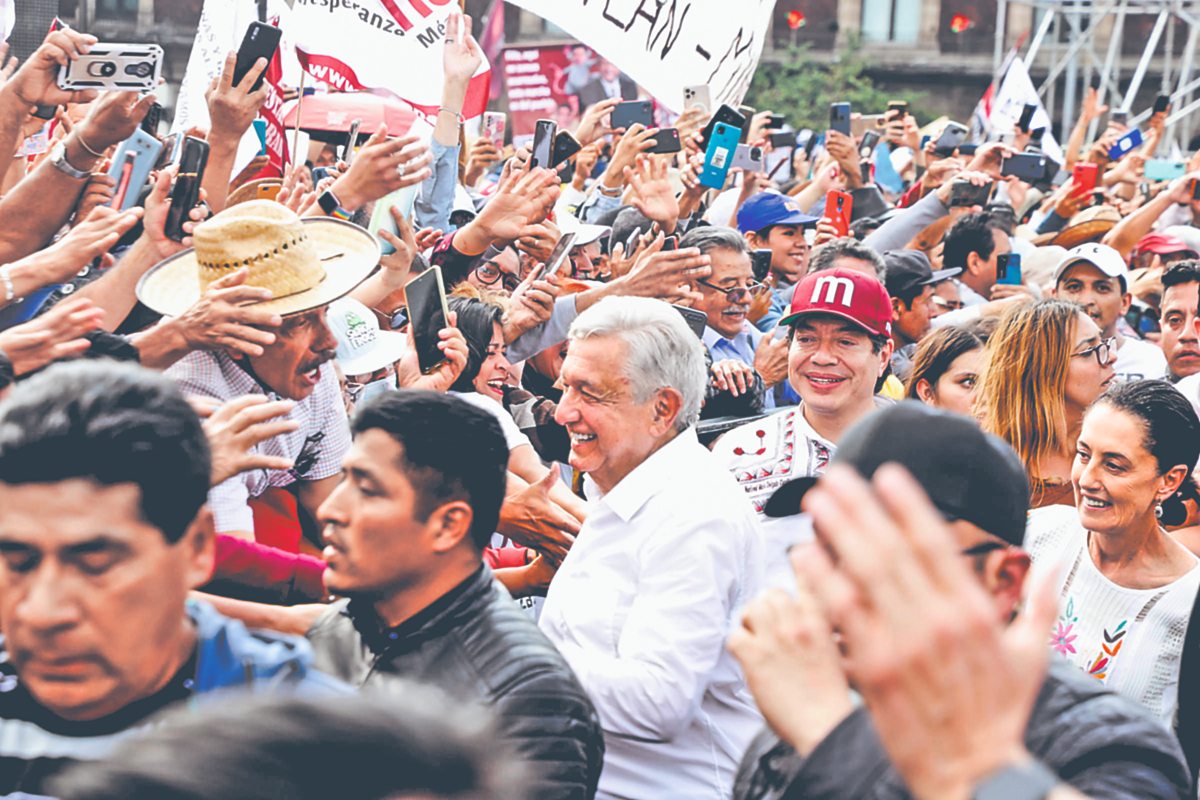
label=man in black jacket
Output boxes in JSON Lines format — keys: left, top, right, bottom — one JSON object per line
{"left": 306, "top": 391, "right": 604, "bottom": 800}
{"left": 730, "top": 403, "right": 1194, "bottom": 800}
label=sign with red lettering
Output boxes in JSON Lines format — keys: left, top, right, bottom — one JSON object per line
{"left": 289, "top": 0, "right": 491, "bottom": 120}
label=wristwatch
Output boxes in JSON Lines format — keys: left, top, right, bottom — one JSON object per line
{"left": 973, "top": 761, "right": 1058, "bottom": 800}
{"left": 317, "top": 189, "right": 352, "bottom": 220}
{"left": 48, "top": 141, "right": 90, "bottom": 180}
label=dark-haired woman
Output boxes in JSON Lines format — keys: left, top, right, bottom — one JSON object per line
{"left": 904, "top": 326, "right": 984, "bottom": 417}
{"left": 1025, "top": 380, "right": 1200, "bottom": 734}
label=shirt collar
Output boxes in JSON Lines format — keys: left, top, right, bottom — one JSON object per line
{"left": 599, "top": 427, "right": 698, "bottom": 522}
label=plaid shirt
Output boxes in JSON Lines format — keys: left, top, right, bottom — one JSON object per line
{"left": 167, "top": 351, "right": 350, "bottom": 534}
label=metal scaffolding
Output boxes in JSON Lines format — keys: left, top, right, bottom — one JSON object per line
{"left": 995, "top": 0, "right": 1200, "bottom": 150}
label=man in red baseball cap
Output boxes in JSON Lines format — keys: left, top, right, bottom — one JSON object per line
{"left": 713, "top": 268, "right": 894, "bottom": 588}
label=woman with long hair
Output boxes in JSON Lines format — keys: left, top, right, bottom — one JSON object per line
{"left": 977, "top": 299, "right": 1115, "bottom": 507}
{"left": 904, "top": 325, "right": 984, "bottom": 417}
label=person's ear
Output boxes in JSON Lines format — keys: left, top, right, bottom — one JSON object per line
{"left": 429, "top": 501, "right": 474, "bottom": 554}
{"left": 915, "top": 378, "right": 936, "bottom": 404}
{"left": 651, "top": 387, "right": 684, "bottom": 435}
{"left": 877, "top": 339, "right": 895, "bottom": 377}
{"left": 983, "top": 549, "right": 1031, "bottom": 622}
{"left": 891, "top": 296, "right": 904, "bottom": 322}
{"left": 1119, "top": 291, "right": 1132, "bottom": 316}
{"left": 1157, "top": 464, "right": 1190, "bottom": 503}
{"left": 744, "top": 231, "right": 761, "bottom": 249}
{"left": 182, "top": 506, "right": 217, "bottom": 590}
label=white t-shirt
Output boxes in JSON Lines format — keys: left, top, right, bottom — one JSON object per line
{"left": 1025, "top": 505, "right": 1200, "bottom": 726}
{"left": 451, "top": 390, "right": 531, "bottom": 451}
{"left": 1113, "top": 336, "right": 1167, "bottom": 383}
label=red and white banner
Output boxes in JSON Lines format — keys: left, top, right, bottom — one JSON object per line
{"left": 289, "top": 0, "right": 491, "bottom": 120}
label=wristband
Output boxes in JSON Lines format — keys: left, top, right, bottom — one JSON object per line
{"left": 596, "top": 183, "right": 622, "bottom": 198}
{"left": 317, "top": 189, "right": 352, "bottom": 220}
{"left": 438, "top": 107, "right": 464, "bottom": 124}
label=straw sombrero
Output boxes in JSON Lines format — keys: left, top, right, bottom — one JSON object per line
{"left": 1032, "top": 205, "right": 1120, "bottom": 249}
{"left": 136, "top": 199, "right": 379, "bottom": 318}
{"left": 227, "top": 178, "right": 283, "bottom": 207}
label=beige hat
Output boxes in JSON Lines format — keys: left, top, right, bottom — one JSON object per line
{"left": 136, "top": 200, "right": 379, "bottom": 318}
{"left": 227, "top": 178, "right": 282, "bottom": 207}
{"left": 1032, "top": 205, "right": 1120, "bottom": 248}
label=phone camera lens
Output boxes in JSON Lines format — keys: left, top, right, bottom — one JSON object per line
{"left": 87, "top": 61, "right": 117, "bottom": 78}
{"left": 126, "top": 61, "right": 152, "bottom": 78}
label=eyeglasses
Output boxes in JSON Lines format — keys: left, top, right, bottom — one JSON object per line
{"left": 697, "top": 278, "right": 769, "bottom": 304}
{"left": 1072, "top": 336, "right": 1116, "bottom": 367}
{"left": 473, "top": 262, "right": 520, "bottom": 292}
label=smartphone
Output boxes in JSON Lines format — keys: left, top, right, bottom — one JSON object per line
{"left": 1108, "top": 129, "right": 1143, "bottom": 160}
{"left": 106, "top": 128, "right": 162, "bottom": 212}
{"left": 140, "top": 102, "right": 162, "bottom": 136}
{"left": 996, "top": 252, "right": 1022, "bottom": 286}
{"left": 731, "top": 143, "right": 765, "bottom": 172}
{"left": 164, "top": 136, "right": 209, "bottom": 242}
{"left": 343, "top": 119, "right": 361, "bottom": 166}
{"left": 850, "top": 185, "right": 889, "bottom": 220}
{"left": 539, "top": 231, "right": 578, "bottom": 279}
{"left": 233, "top": 22, "right": 282, "bottom": 92}
{"left": 1110, "top": 110, "right": 1130, "bottom": 126}
{"left": 529, "top": 119, "right": 556, "bottom": 169}
{"left": 1154, "top": 94, "right": 1171, "bottom": 114}
{"left": 311, "top": 166, "right": 332, "bottom": 185}
{"left": 552, "top": 130, "right": 582, "bottom": 166}
{"left": 766, "top": 114, "right": 787, "bottom": 130}
{"left": 768, "top": 130, "right": 795, "bottom": 149}
{"left": 646, "top": 128, "right": 682, "bottom": 155}
{"left": 673, "top": 304, "right": 708, "bottom": 339}
{"left": 957, "top": 143, "right": 979, "bottom": 156}
{"left": 482, "top": 112, "right": 506, "bottom": 148}
{"left": 829, "top": 102, "right": 851, "bottom": 136}
{"left": 1072, "top": 162, "right": 1099, "bottom": 197}
{"left": 661, "top": 235, "right": 678, "bottom": 252}
{"left": 1191, "top": 179, "right": 1200, "bottom": 201}
{"left": 750, "top": 249, "right": 772, "bottom": 282}
{"left": 1017, "top": 103, "right": 1037, "bottom": 133}
{"left": 859, "top": 130, "right": 881, "bottom": 159}
{"left": 370, "top": 190, "right": 406, "bottom": 256}
{"left": 851, "top": 114, "right": 887, "bottom": 138}
{"left": 700, "top": 104, "right": 747, "bottom": 150}
{"left": 933, "top": 122, "right": 969, "bottom": 156}
{"left": 1000, "top": 152, "right": 1049, "bottom": 181}
{"left": 683, "top": 84, "right": 712, "bottom": 112}
{"left": 700, "top": 122, "right": 741, "bottom": 189}
{"left": 611, "top": 100, "right": 653, "bottom": 131}
{"left": 57, "top": 44, "right": 163, "bottom": 91}
{"left": 1145, "top": 158, "right": 1187, "bottom": 181}
{"left": 949, "top": 180, "right": 993, "bottom": 208}
{"left": 887, "top": 100, "right": 908, "bottom": 118}
{"left": 825, "top": 189, "right": 853, "bottom": 237}
{"left": 155, "top": 132, "right": 180, "bottom": 170}
{"left": 406, "top": 266, "right": 451, "bottom": 375}
{"left": 1028, "top": 127, "right": 1046, "bottom": 149}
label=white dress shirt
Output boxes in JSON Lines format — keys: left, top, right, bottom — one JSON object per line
{"left": 540, "top": 428, "right": 765, "bottom": 800}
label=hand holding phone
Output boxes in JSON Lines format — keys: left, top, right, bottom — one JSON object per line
{"left": 530, "top": 119, "right": 557, "bottom": 169}
{"left": 233, "top": 22, "right": 282, "bottom": 92}
{"left": 165, "top": 136, "right": 210, "bottom": 242}
{"left": 825, "top": 190, "right": 853, "bottom": 237}
{"left": 406, "top": 266, "right": 451, "bottom": 375}
{"left": 996, "top": 252, "right": 1022, "bottom": 286}
{"left": 541, "top": 232, "right": 578, "bottom": 278}
{"left": 829, "top": 102, "right": 852, "bottom": 136}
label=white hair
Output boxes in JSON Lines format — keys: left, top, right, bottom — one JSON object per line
{"left": 568, "top": 296, "right": 707, "bottom": 432}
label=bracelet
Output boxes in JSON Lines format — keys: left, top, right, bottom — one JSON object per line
{"left": 0, "top": 264, "right": 16, "bottom": 304}
{"left": 438, "top": 107, "right": 464, "bottom": 124}
{"left": 596, "top": 183, "right": 622, "bottom": 198}
{"left": 74, "top": 131, "right": 104, "bottom": 159}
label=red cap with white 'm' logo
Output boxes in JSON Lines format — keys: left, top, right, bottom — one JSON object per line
{"left": 780, "top": 267, "right": 893, "bottom": 338}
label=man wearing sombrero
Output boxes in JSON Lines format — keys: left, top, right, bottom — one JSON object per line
{"left": 139, "top": 199, "right": 380, "bottom": 548}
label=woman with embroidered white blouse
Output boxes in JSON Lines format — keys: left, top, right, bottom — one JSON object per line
{"left": 1025, "top": 379, "right": 1200, "bottom": 732}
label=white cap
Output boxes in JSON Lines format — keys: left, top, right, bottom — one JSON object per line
{"left": 557, "top": 213, "right": 610, "bottom": 247}
{"left": 1052, "top": 242, "right": 1129, "bottom": 286}
{"left": 328, "top": 297, "right": 408, "bottom": 377}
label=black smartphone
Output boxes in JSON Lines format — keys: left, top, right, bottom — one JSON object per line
{"left": 957, "top": 143, "right": 978, "bottom": 156}
{"left": 768, "top": 130, "right": 795, "bottom": 148}
{"left": 611, "top": 100, "right": 653, "bottom": 131}
{"left": 1017, "top": 103, "right": 1037, "bottom": 133}
{"left": 140, "top": 102, "right": 162, "bottom": 136}
{"left": 1000, "top": 152, "right": 1049, "bottom": 181}
{"left": 647, "top": 128, "right": 682, "bottom": 154}
{"left": 700, "top": 104, "right": 747, "bottom": 150}
{"left": 933, "top": 122, "right": 969, "bottom": 156}
{"left": 155, "top": 132, "right": 180, "bottom": 169}
{"left": 672, "top": 304, "right": 707, "bottom": 339}
{"left": 530, "top": 119, "right": 556, "bottom": 169}
{"left": 887, "top": 100, "right": 908, "bottom": 118}
{"left": 859, "top": 130, "right": 881, "bottom": 158}
{"left": 949, "top": 180, "right": 993, "bottom": 208}
{"left": 405, "top": 266, "right": 450, "bottom": 375}
{"left": 343, "top": 118, "right": 361, "bottom": 166}
{"left": 1111, "top": 110, "right": 1129, "bottom": 126}
{"left": 165, "top": 136, "right": 209, "bottom": 242}
{"left": 766, "top": 113, "right": 786, "bottom": 129}
{"left": 803, "top": 133, "right": 818, "bottom": 160}
{"left": 1155, "top": 94, "right": 1171, "bottom": 114}
{"left": 540, "top": 231, "right": 578, "bottom": 278}
{"left": 661, "top": 235, "right": 678, "bottom": 252}
{"left": 552, "top": 130, "right": 582, "bottom": 166}
{"left": 830, "top": 102, "right": 851, "bottom": 136}
{"left": 751, "top": 249, "right": 772, "bottom": 282}
{"left": 1028, "top": 127, "right": 1046, "bottom": 148}
{"left": 233, "top": 22, "right": 282, "bottom": 92}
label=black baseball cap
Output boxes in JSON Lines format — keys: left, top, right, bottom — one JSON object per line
{"left": 763, "top": 402, "right": 1030, "bottom": 547}
{"left": 883, "top": 250, "right": 961, "bottom": 299}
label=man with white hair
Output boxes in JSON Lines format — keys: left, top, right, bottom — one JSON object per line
{"left": 539, "top": 297, "right": 765, "bottom": 800}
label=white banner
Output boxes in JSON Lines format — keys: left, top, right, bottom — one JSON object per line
{"left": 988, "top": 57, "right": 1065, "bottom": 165}
{"left": 505, "top": 0, "right": 775, "bottom": 113}
{"left": 288, "top": 0, "right": 491, "bottom": 119}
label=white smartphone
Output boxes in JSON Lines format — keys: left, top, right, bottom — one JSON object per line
{"left": 482, "top": 112, "right": 506, "bottom": 148}
{"left": 683, "top": 84, "right": 712, "bottom": 113}
{"left": 57, "top": 44, "right": 163, "bottom": 92}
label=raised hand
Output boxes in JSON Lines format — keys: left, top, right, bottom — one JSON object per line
{"left": 0, "top": 296, "right": 103, "bottom": 375}
{"left": 377, "top": 207, "right": 418, "bottom": 292}
{"left": 205, "top": 50, "right": 269, "bottom": 145}
{"left": 753, "top": 331, "right": 789, "bottom": 389}
{"left": 625, "top": 154, "right": 680, "bottom": 227}
{"left": 396, "top": 310, "right": 468, "bottom": 393}
{"left": 574, "top": 96, "right": 621, "bottom": 145}
{"left": 170, "top": 267, "right": 282, "bottom": 358}
{"left": 141, "top": 166, "right": 209, "bottom": 259}
{"left": 330, "top": 125, "right": 434, "bottom": 211}
{"left": 201, "top": 394, "right": 298, "bottom": 486}
{"left": 472, "top": 167, "right": 561, "bottom": 243}
{"left": 3, "top": 28, "right": 99, "bottom": 108}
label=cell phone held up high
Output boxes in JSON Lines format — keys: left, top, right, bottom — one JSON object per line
{"left": 482, "top": 112, "right": 506, "bottom": 148}
{"left": 405, "top": 266, "right": 451, "bottom": 376}
{"left": 1000, "top": 152, "right": 1049, "bottom": 182}
{"left": 1154, "top": 94, "right": 1171, "bottom": 114}
{"left": 682, "top": 85, "right": 712, "bottom": 113}
{"left": 552, "top": 131, "right": 582, "bottom": 166}
{"left": 699, "top": 122, "right": 741, "bottom": 190}
{"left": 1191, "top": 179, "right": 1200, "bottom": 201}
{"left": 646, "top": 128, "right": 682, "bottom": 155}
{"left": 825, "top": 190, "right": 853, "bottom": 237}
{"left": 343, "top": 118, "right": 361, "bottom": 166}
{"left": 829, "top": 102, "right": 851, "bottom": 136}
{"left": 529, "top": 119, "right": 557, "bottom": 170}
{"left": 165, "top": 136, "right": 209, "bottom": 242}
{"left": 233, "top": 22, "right": 282, "bottom": 93}
{"left": 933, "top": 122, "right": 969, "bottom": 157}
{"left": 700, "top": 104, "right": 747, "bottom": 150}
{"left": 107, "top": 128, "right": 163, "bottom": 212}
{"left": 673, "top": 304, "right": 708, "bottom": 339}
{"left": 949, "top": 180, "right": 993, "bottom": 208}
{"left": 1108, "top": 129, "right": 1143, "bottom": 161}
{"left": 995, "top": 252, "right": 1022, "bottom": 286}
{"left": 611, "top": 100, "right": 653, "bottom": 131}
{"left": 1017, "top": 103, "right": 1037, "bottom": 133}
{"left": 540, "top": 231, "right": 578, "bottom": 279}
{"left": 750, "top": 249, "right": 772, "bottom": 282}
{"left": 1071, "top": 162, "right": 1099, "bottom": 198}
{"left": 57, "top": 43, "right": 163, "bottom": 92}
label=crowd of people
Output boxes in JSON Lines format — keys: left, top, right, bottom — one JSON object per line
{"left": 5, "top": 11, "right": 1200, "bottom": 800}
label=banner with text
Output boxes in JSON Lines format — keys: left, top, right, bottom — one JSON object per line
{"left": 505, "top": 0, "right": 774, "bottom": 113}
{"left": 289, "top": 0, "right": 491, "bottom": 120}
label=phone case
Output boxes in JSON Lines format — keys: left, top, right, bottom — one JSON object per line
{"left": 934, "top": 123, "right": 968, "bottom": 154}
{"left": 825, "top": 191, "right": 853, "bottom": 237}
{"left": 482, "top": 113, "right": 506, "bottom": 147}
{"left": 996, "top": 255, "right": 1023, "bottom": 286}
{"left": 1108, "top": 129, "right": 1143, "bottom": 160}
{"left": 58, "top": 44, "right": 163, "bottom": 91}
{"left": 407, "top": 267, "right": 450, "bottom": 375}
{"left": 1145, "top": 159, "right": 1187, "bottom": 181}
{"left": 683, "top": 85, "right": 711, "bottom": 112}
{"left": 1001, "top": 153, "right": 1048, "bottom": 181}
{"left": 730, "top": 143, "right": 764, "bottom": 172}
{"left": 1071, "top": 163, "right": 1099, "bottom": 195}
{"left": 830, "top": 103, "right": 851, "bottom": 136}
{"left": 552, "top": 132, "right": 582, "bottom": 166}
{"left": 234, "top": 23, "right": 282, "bottom": 92}
{"left": 673, "top": 305, "right": 708, "bottom": 339}
{"left": 530, "top": 120, "right": 556, "bottom": 169}
{"left": 542, "top": 232, "right": 578, "bottom": 278}
{"left": 107, "top": 129, "right": 163, "bottom": 211}
{"left": 647, "top": 128, "right": 681, "bottom": 154}
{"left": 165, "top": 137, "right": 208, "bottom": 241}
{"left": 700, "top": 122, "right": 741, "bottom": 189}
{"left": 700, "top": 104, "right": 745, "bottom": 149}
{"left": 612, "top": 100, "right": 653, "bottom": 131}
